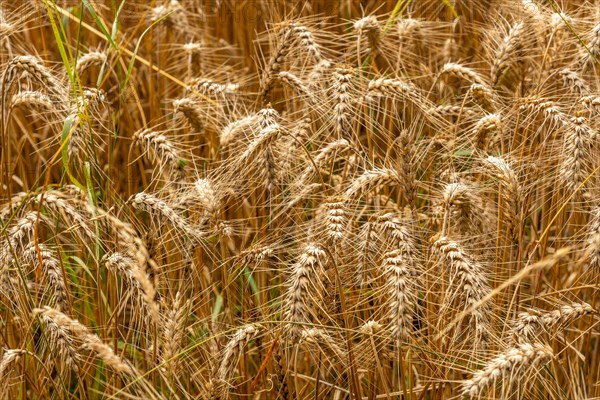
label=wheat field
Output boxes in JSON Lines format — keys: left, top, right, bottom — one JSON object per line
{"left": 0, "top": 1, "right": 599, "bottom": 399}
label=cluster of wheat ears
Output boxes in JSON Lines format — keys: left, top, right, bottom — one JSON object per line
{"left": 0, "top": 0, "right": 599, "bottom": 399}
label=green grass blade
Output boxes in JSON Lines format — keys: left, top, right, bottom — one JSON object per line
{"left": 121, "top": 11, "right": 174, "bottom": 97}
{"left": 42, "top": 0, "right": 74, "bottom": 83}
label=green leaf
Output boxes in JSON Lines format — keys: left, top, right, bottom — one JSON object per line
{"left": 83, "top": 161, "right": 95, "bottom": 204}
{"left": 71, "top": 255, "right": 97, "bottom": 285}
{"left": 383, "top": 0, "right": 413, "bottom": 34}
{"left": 111, "top": 1, "right": 125, "bottom": 41}
{"left": 244, "top": 267, "right": 259, "bottom": 297}
{"left": 212, "top": 294, "right": 223, "bottom": 322}
{"left": 81, "top": 0, "right": 118, "bottom": 50}
{"left": 440, "top": 0, "right": 458, "bottom": 19}
{"left": 60, "top": 114, "right": 85, "bottom": 191}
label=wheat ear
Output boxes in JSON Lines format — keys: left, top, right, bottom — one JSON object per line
{"left": 161, "top": 292, "right": 189, "bottom": 375}
{"left": 209, "top": 324, "right": 262, "bottom": 399}
{"left": 513, "top": 303, "right": 595, "bottom": 341}
{"left": 129, "top": 192, "right": 206, "bottom": 243}
{"left": 432, "top": 237, "right": 492, "bottom": 348}
{"left": 461, "top": 342, "right": 553, "bottom": 398}
{"left": 283, "top": 244, "right": 327, "bottom": 338}
{"left": 382, "top": 250, "right": 417, "bottom": 342}
{"left": 103, "top": 252, "right": 160, "bottom": 325}
{"left": 34, "top": 307, "right": 138, "bottom": 375}
{"left": 491, "top": 21, "right": 526, "bottom": 85}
